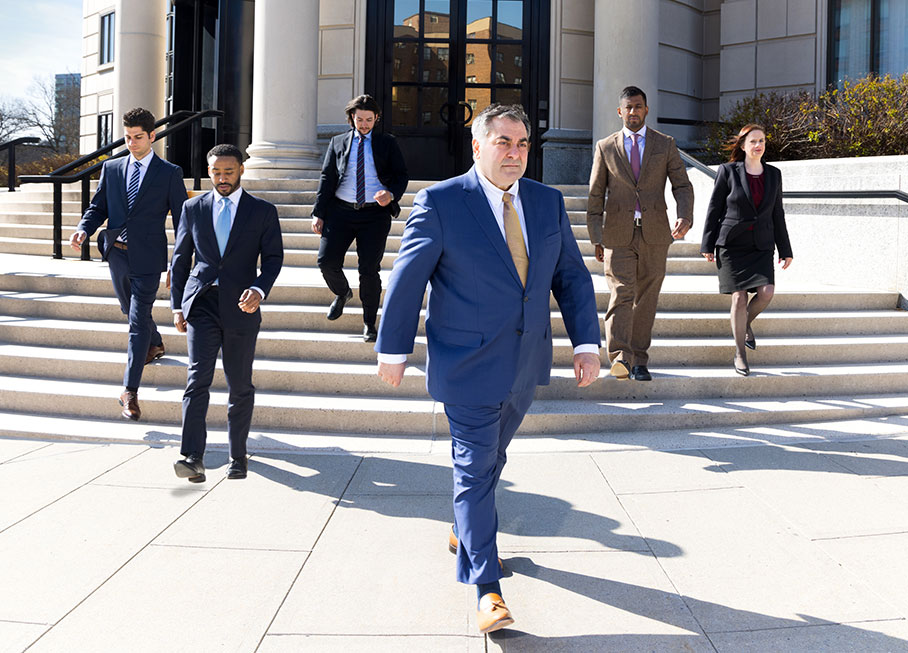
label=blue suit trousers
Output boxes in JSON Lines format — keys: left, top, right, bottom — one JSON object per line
{"left": 445, "top": 379, "right": 536, "bottom": 585}
{"left": 107, "top": 247, "right": 163, "bottom": 388}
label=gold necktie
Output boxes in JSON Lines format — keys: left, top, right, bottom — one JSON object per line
{"left": 503, "top": 192, "right": 528, "bottom": 286}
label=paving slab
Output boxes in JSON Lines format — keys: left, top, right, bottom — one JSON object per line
{"left": 344, "top": 453, "right": 452, "bottom": 496}
{"left": 0, "top": 442, "right": 144, "bottom": 532}
{"left": 620, "top": 486, "right": 903, "bottom": 633}
{"left": 156, "top": 452, "right": 361, "bottom": 551}
{"left": 709, "top": 619, "right": 908, "bottom": 652}
{"left": 496, "top": 454, "right": 652, "bottom": 554}
{"left": 591, "top": 448, "right": 738, "bottom": 494}
{"left": 0, "top": 622, "right": 48, "bottom": 653}
{"left": 26, "top": 545, "right": 305, "bottom": 653}
{"left": 799, "top": 438, "right": 908, "bottom": 476}
{"left": 485, "top": 551, "right": 712, "bottom": 652}
{"left": 699, "top": 444, "right": 908, "bottom": 538}
{"left": 258, "top": 634, "right": 485, "bottom": 652}
{"left": 0, "top": 436, "right": 51, "bottom": 463}
{"left": 817, "top": 532, "right": 908, "bottom": 618}
{"left": 269, "top": 495, "right": 470, "bottom": 636}
{"left": 0, "top": 483, "right": 203, "bottom": 624}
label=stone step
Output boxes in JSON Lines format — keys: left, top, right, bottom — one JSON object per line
{"left": 2, "top": 290, "right": 905, "bottom": 336}
{"left": 4, "top": 316, "right": 908, "bottom": 367}
{"left": 0, "top": 371, "right": 906, "bottom": 436}
{"left": 0, "top": 271, "right": 894, "bottom": 311}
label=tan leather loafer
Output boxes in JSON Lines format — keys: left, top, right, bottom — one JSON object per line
{"left": 448, "top": 525, "right": 503, "bottom": 569}
{"left": 477, "top": 593, "right": 514, "bottom": 634}
{"left": 609, "top": 359, "right": 631, "bottom": 379}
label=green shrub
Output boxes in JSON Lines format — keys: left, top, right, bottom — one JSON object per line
{"left": 0, "top": 153, "right": 105, "bottom": 188}
{"left": 703, "top": 74, "right": 908, "bottom": 163}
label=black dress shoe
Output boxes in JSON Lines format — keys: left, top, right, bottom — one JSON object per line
{"left": 226, "top": 457, "right": 248, "bottom": 479}
{"left": 326, "top": 288, "right": 353, "bottom": 320}
{"left": 174, "top": 454, "right": 206, "bottom": 483}
{"left": 630, "top": 365, "right": 652, "bottom": 381}
{"left": 363, "top": 324, "right": 377, "bottom": 342}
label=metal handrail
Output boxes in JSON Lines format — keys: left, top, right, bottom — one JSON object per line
{"left": 678, "top": 148, "right": 908, "bottom": 205}
{"left": 0, "top": 136, "right": 40, "bottom": 192}
{"left": 19, "top": 109, "right": 223, "bottom": 259}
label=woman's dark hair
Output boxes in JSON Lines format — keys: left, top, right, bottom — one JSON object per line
{"left": 727, "top": 123, "right": 765, "bottom": 162}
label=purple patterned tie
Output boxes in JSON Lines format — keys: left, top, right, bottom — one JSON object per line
{"left": 631, "top": 133, "right": 641, "bottom": 213}
{"left": 356, "top": 135, "right": 366, "bottom": 206}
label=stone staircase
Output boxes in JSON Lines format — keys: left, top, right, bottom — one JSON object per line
{"left": 0, "top": 177, "right": 907, "bottom": 447}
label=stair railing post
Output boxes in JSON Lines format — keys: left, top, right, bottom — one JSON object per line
{"left": 52, "top": 181, "right": 63, "bottom": 259}
{"left": 191, "top": 119, "right": 202, "bottom": 190}
{"left": 81, "top": 176, "right": 91, "bottom": 260}
{"left": 7, "top": 144, "right": 16, "bottom": 192}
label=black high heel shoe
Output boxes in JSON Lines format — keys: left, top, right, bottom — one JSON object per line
{"left": 744, "top": 328, "right": 756, "bottom": 351}
{"left": 734, "top": 354, "right": 750, "bottom": 376}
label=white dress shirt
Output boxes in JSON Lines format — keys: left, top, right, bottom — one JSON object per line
{"left": 377, "top": 168, "right": 598, "bottom": 365}
{"left": 335, "top": 130, "right": 390, "bottom": 203}
{"left": 125, "top": 150, "right": 154, "bottom": 194}
{"left": 622, "top": 124, "right": 647, "bottom": 222}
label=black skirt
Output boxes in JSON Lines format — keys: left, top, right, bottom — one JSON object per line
{"left": 715, "top": 227, "right": 774, "bottom": 294}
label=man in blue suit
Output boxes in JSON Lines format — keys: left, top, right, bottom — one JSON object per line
{"left": 376, "top": 104, "right": 601, "bottom": 633}
{"left": 170, "top": 144, "right": 283, "bottom": 482}
{"left": 70, "top": 107, "right": 187, "bottom": 421}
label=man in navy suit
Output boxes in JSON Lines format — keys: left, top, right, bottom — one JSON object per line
{"left": 311, "top": 94, "right": 408, "bottom": 342}
{"left": 375, "top": 104, "right": 601, "bottom": 633}
{"left": 170, "top": 144, "right": 283, "bottom": 482}
{"left": 70, "top": 107, "right": 187, "bottom": 421}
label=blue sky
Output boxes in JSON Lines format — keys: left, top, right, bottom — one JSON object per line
{"left": 0, "top": 0, "right": 82, "bottom": 101}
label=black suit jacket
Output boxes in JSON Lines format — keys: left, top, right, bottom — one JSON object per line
{"left": 700, "top": 161, "right": 793, "bottom": 259}
{"left": 312, "top": 130, "right": 409, "bottom": 218}
{"left": 171, "top": 189, "right": 284, "bottom": 330}
{"left": 78, "top": 154, "right": 187, "bottom": 274}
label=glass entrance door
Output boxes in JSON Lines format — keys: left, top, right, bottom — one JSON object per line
{"left": 366, "top": 0, "right": 549, "bottom": 180}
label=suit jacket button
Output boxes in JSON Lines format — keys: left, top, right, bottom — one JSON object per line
{"left": 523, "top": 296, "right": 529, "bottom": 303}
{"left": 516, "top": 329, "right": 523, "bottom": 336}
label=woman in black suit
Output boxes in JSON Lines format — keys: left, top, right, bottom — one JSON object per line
{"left": 700, "top": 124, "right": 793, "bottom": 376}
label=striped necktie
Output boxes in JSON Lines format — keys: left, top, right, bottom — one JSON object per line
{"left": 356, "top": 135, "right": 366, "bottom": 206}
{"left": 118, "top": 160, "right": 142, "bottom": 244}
{"left": 503, "top": 192, "right": 528, "bottom": 286}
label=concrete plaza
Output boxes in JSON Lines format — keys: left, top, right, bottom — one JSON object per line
{"left": 4, "top": 418, "right": 908, "bottom": 652}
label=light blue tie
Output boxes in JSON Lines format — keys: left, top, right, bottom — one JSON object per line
{"left": 215, "top": 197, "right": 231, "bottom": 256}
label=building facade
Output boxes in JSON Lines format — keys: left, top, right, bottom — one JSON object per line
{"left": 79, "top": 0, "right": 908, "bottom": 183}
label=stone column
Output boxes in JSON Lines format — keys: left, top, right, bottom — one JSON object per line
{"left": 113, "top": 0, "right": 168, "bottom": 143}
{"left": 244, "top": 0, "right": 322, "bottom": 178}
{"left": 592, "top": 0, "right": 660, "bottom": 145}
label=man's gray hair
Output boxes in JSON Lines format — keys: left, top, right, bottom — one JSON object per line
{"left": 471, "top": 104, "right": 532, "bottom": 141}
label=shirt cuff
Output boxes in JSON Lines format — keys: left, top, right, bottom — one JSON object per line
{"left": 573, "top": 344, "right": 600, "bottom": 356}
{"left": 172, "top": 309, "right": 182, "bottom": 314}
{"left": 250, "top": 286, "right": 265, "bottom": 299}
{"left": 377, "top": 353, "right": 407, "bottom": 365}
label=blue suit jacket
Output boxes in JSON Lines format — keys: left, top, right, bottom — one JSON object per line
{"left": 376, "top": 167, "right": 601, "bottom": 405}
{"left": 77, "top": 154, "right": 187, "bottom": 275}
{"left": 170, "top": 189, "right": 284, "bottom": 330}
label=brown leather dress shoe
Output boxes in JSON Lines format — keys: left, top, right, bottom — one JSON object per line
{"left": 609, "top": 359, "right": 631, "bottom": 379}
{"left": 477, "top": 593, "right": 514, "bottom": 634}
{"left": 145, "top": 343, "right": 165, "bottom": 365}
{"left": 119, "top": 390, "right": 140, "bottom": 421}
{"left": 448, "top": 525, "right": 503, "bottom": 569}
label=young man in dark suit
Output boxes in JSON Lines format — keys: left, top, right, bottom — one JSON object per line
{"left": 70, "top": 107, "right": 187, "bottom": 421}
{"left": 311, "top": 94, "right": 408, "bottom": 341}
{"left": 170, "top": 144, "right": 283, "bottom": 482}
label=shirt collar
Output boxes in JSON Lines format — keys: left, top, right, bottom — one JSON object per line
{"left": 475, "top": 166, "right": 520, "bottom": 204}
{"left": 215, "top": 186, "right": 244, "bottom": 206}
{"left": 622, "top": 125, "right": 647, "bottom": 141}
{"left": 353, "top": 129, "right": 372, "bottom": 142}
{"left": 128, "top": 151, "right": 154, "bottom": 168}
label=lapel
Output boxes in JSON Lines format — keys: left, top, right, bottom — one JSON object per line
{"left": 222, "top": 189, "right": 252, "bottom": 258}
{"left": 612, "top": 132, "right": 636, "bottom": 183}
{"left": 517, "top": 181, "right": 543, "bottom": 287}
{"left": 736, "top": 162, "right": 757, "bottom": 212}
{"left": 128, "top": 154, "right": 162, "bottom": 217}
{"left": 338, "top": 130, "right": 355, "bottom": 177}
{"left": 637, "top": 128, "right": 655, "bottom": 181}
{"left": 761, "top": 164, "right": 777, "bottom": 213}
{"left": 197, "top": 191, "right": 220, "bottom": 259}
{"left": 462, "top": 168, "right": 523, "bottom": 288}
{"left": 114, "top": 156, "right": 129, "bottom": 213}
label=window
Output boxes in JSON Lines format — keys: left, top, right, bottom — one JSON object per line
{"left": 515, "top": 56, "right": 522, "bottom": 66}
{"left": 99, "top": 12, "right": 115, "bottom": 65}
{"left": 496, "top": 71, "right": 506, "bottom": 82}
{"left": 97, "top": 112, "right": 113, "bottom": 148}
{"left": 829, "top": 0, "right": 908, "bottom": 84}
{"left": 466, "top": 53, "right": 475, "bottom": 64}
{"left": 466, "top": 75, "right": 477, "bottom": 83}
{"left": 497, "top": 52, "right": 504, "bottom": 62}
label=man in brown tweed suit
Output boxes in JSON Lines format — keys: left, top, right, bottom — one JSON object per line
{"left": 587, "top": 86, "right": 694, "bottom": 381}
